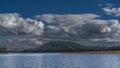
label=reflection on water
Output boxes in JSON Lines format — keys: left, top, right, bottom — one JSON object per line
{"left": 0, "top": 53, "right": 120, "bottom": 68}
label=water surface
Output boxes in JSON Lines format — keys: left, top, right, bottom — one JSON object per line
{"left": 0, "top": 53, "right": 119, "bottom": 68}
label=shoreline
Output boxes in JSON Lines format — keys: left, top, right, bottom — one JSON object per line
{"left": 64, "top": 51, "right": 120, "bottom": 54}
{"left": 2, "top": 51, "right": 120, "bottom": 54}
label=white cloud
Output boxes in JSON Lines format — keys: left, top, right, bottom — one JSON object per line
{"left": 36, "top": 14, "right": 120, "bottom": 39}
{"left": 35, "top": 14, "right": 100, "bottom": 30}
{"left": 105, "top": 3, "right": 114, "bottom": 7}
{"left": 0, "top": 13, "right": 44, "bottom": 35}
{"left": 98, "top": 2, "right": 114, "bottom": 7}
{"left": 1, "top": 13, "right": 120, "bottom": 47}
{"left": 103, "top": 7, "right": 120, "bottom": 16}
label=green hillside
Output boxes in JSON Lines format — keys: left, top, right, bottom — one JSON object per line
{"left": 24, "top": 41, "right": 120, "bottom": 52}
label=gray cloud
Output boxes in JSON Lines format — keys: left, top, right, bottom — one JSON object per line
{"left": 0, "top": 13, "right": 44, "bottom": 35}
{"left": 0, "top": 13, "right": 120, "bottom": 47}
{"left": 35, "top": 14, "right": 120, "bottom": 39}
{"left": 0, "top": 13, "right": 120, "bottom": 41}
{"left": 79, "top": 20, "right": 120, "bottom": 38}
{"left": 35, "top": 14, "right": 99, "bottom": 26}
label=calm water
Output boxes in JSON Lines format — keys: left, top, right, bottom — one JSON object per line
{"left": 0, "top": 53, "right": 120, "bottom": 68}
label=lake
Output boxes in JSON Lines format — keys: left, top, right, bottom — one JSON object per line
{"left": 0, "top": 53, "right": 119, "bottom": 68}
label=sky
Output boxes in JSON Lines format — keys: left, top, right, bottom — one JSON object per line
{"left": 0, "top": 0, "right": 119, "bottom": 18}
{"left": 0, "top": 0, "right": 120, "bottom": 19}
{"left": 1, "top": 0, "right": 120, "bottom": 46}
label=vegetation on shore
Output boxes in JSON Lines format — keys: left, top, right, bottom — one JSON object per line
{"left": 0, "top": 47, "right": 7, "bottom": 53}
{"left": 1, "top": 40, "right": 120, "bottom": 53}
{"left": 24, "top": 41, "right": 120, "bottom": 52}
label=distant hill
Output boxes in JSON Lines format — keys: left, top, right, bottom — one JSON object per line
{"left": 24, "top": 41, "right": 120, "bottom": 52}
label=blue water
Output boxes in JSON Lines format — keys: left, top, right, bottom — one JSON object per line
{"left": 0, "top": 53, "right": 119, "bottom": 68}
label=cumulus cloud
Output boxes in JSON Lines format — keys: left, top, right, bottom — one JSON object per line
{"left": 80, "top": 20, "right": 120, "bottom": 38}
{"left": 1, "top": 13, "right": 120, "bottom": 41}
{"left": 35, "top": 14, "right": 99, "bottom": 23}
{"left": 1, "top": 13, "right": 120, "bottom": 47}
{"left": 0, "top": 13, "right": 44, "bottom": 35}
{"left": 103, "top": 7, "right": 120, "bottom": 16}
{"left": 35, "top": 14, "right": 120, "bottom": 39}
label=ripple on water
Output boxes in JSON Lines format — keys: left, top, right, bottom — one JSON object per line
{"left": 0, "top": 53, "right": 119, "bottom": 68}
